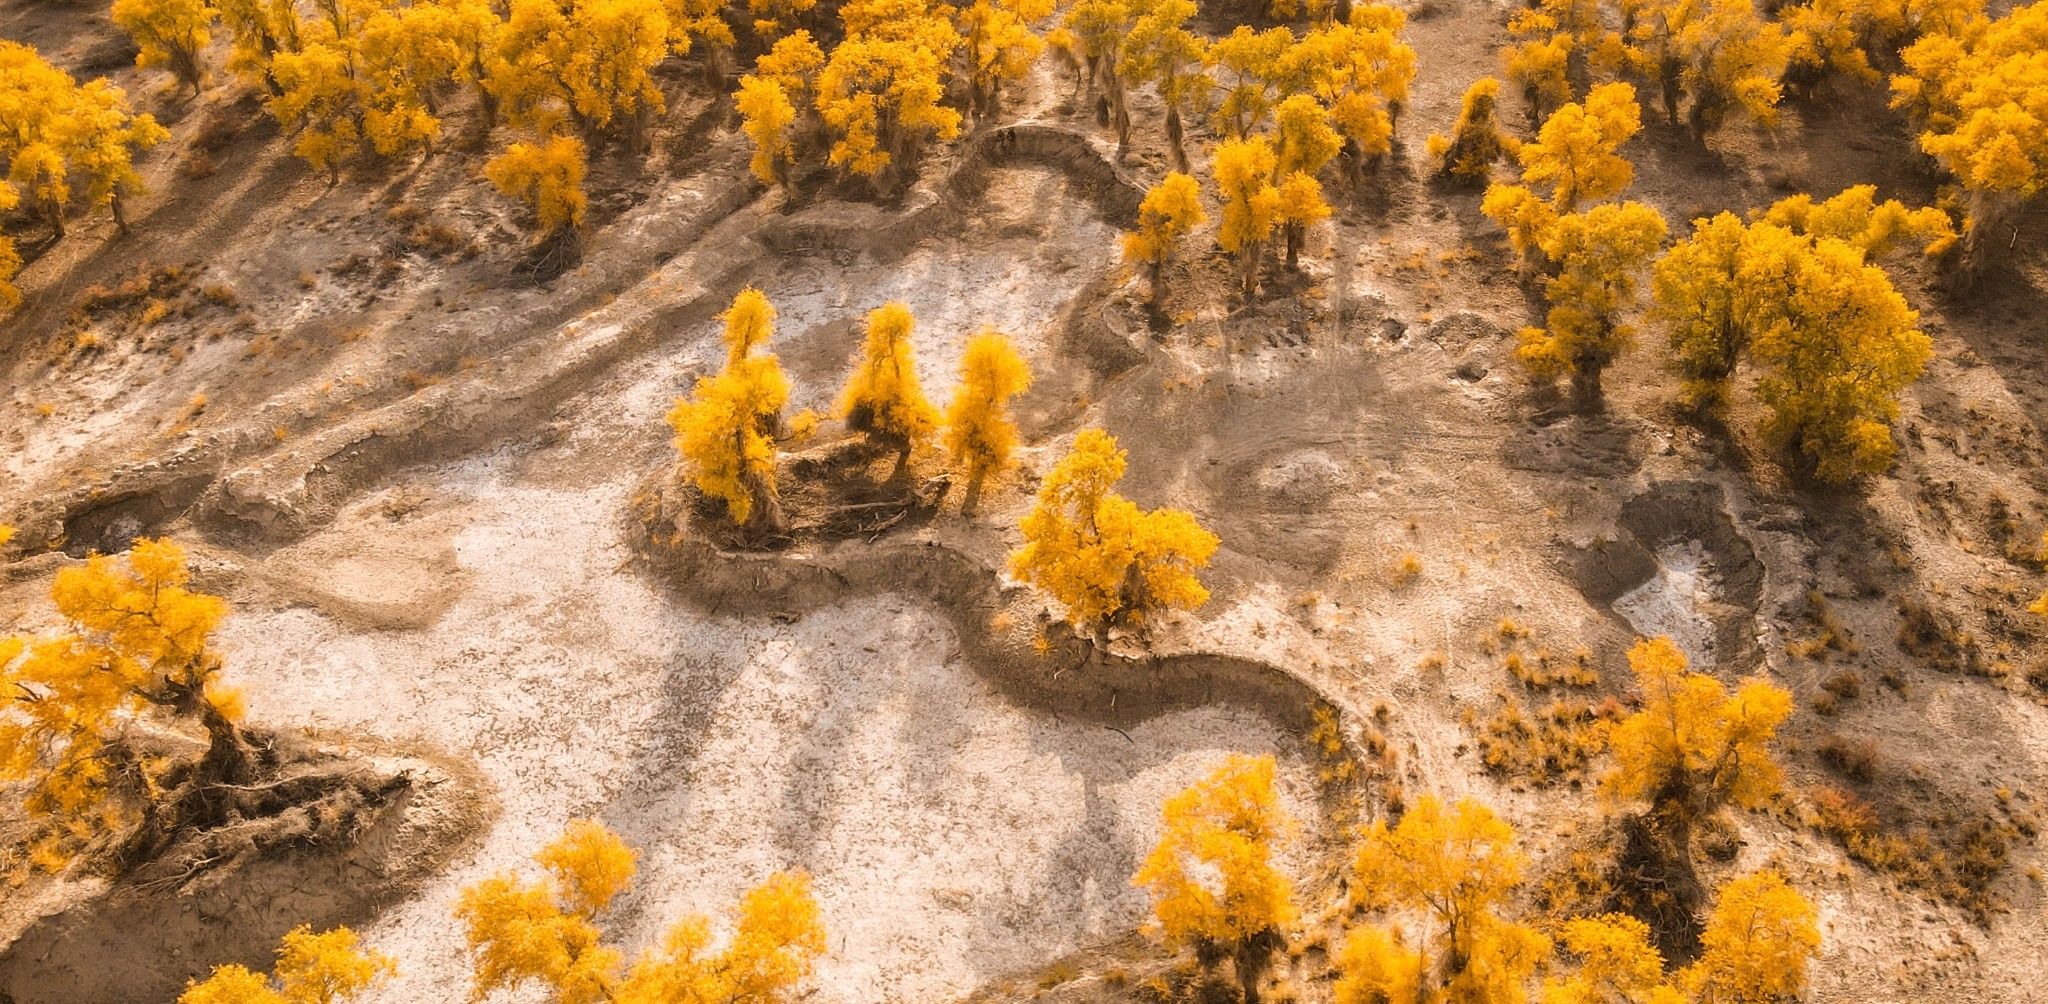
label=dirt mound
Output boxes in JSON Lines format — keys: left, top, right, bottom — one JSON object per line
{"left": 0, "top": 741, "right": 489, "bottom": 1004}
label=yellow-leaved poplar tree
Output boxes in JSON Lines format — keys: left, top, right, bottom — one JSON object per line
{"left": 1133, "top": 754, "right": 1294, "bottom": 1004}
{"left": 1515, "top": 200, "right": 1668, "bottom": 400}
{"left": 1685, "top": 869, "right": 1822, "bottom": 1002}
{"left": 943, "top": 330, "right": 1034, "bottom": 489}
{"left": 1340, "top": 795, "right": 1550, "bottom": 1004}
{"left": 1427, "top": 77, "right": 1516, "bottom": 183}
{"left": 491, "top": 0, "right": 676, "bottom": 148}
{"left": 1123, "top": 0, "right": 1208, "bottom": 169}
{"left": 356, "top": 2, "right": 477, "bottom": 158}
{"left": 736, "top": 75, "right": 799, "bottom": 191}
{"left": 817, "top": 0, "right": 961, "bottom": 180}
{"left": 113, "top": 0, "right": 216, "bottom": 96}
{"left": 668, "top": 288, "right": 793, "bottom": 532}
{"left": 0, "top": 538, "right": 257, "bottom": 870}
{"left": 1213, "top": 135, "right": 1281, "bottom": 300}
{"left": 1605, "top": 635, "right": 1791, "bottom": 928}
{"left": 457, "top": 819, "right": 826, "bottom": 1004}
{"left": 1627, "top": 0, "right": 1790, "bottom": 141}
{"left": 267, "top": 38, "right": 366, "bottom": 182}
{"left": 486, "top": 133, "right": 589, "bottom": 246}
{"left": 1745, "top": 232, "right": 1930, "bottom": 481}
{"left": 1123, "top": 171, "right": 1207, "bottom": 308}
{"left": 1206, "top": 24, "right": 1293, "bottom": 140}
{"left": 1009, "top": 428, "right": 1219, "bottom": 630}
{"left": 1064, "top": 0, "right": 1138, "bottom": 152}
{"left": 838, "top": 301, "right": 940, "bottom": 458}
{"left": 1511, "top": 80, "right": 1642, "bottom": 213}
{"left": 181, "top": 926, "right": 396, "bottom": 1004}
{"left": 1274, "top": 171, "right": 1332, "bottom": 271}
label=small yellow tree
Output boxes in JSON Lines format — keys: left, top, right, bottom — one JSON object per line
{"left": 485, "top": 133, "right": 589, "bottom": 247}
{"left": 668, "top": 289, "right": 793, "bottom": 532}
{"left": 1123, "top": 0, "right": 1208, "bottom": 169}
{"left": 113, "top": 0, "right": 216, "bottom": 97}
{"left": 0, "top": 44, "right": 168, "bottom": 235}
{"left": 491, "top": 0, "right": 675, "bottom": 148}
{"left": 736, "top": 76, "right": 799, "bottom": 191}
{"left": 267, "top": 39, "right": 366, "bottom": 182}
{"left": 1341, "top": 795, "right": 1550, "bottom": 1004}
{"left": 1627, "top": 0, "right": 1790, "bottom": 141}
{"left": 0, "top": 539, "right": 256, "bottom": 870}
{"left": 1515, "top": 200, "right": 1668, "bottom": 401}
{"left": 357, "top": 2, "right": 475, "bottom": 158}
{"left": 1427, "top": 77, "right": 1516, "bottom": 183}
{"left": 181, "top": 926, "right": 395, "bottom": 1004}
{"left": 1010, "top": 429, "right": 1218, "bottom": 629}
{"left": 1133, "top": 754, "right": 1294, "bottom": 1004}
{"left": 1064, "top": 0, "right": 1138, "bottom": 152}
{"left": 1746, "top": 233, "right": 1930, "bottom": 482}
{"left": 838, "top": 302, "right": 940, "bottom": 459}
{"left": 1206, "top": 24, "right": 1293, "bottom": 139}
{"left": 1652, "top": 211, "right": 1751, "bottom": 412}
{"left": 1685, "top": 869, "right": 1822, "bottom": 1002}
{"left": 1291, "top": 6, "right": 1418, "bottom": 171}
{"left": 1274, "top": 172, "right": 1332, "bottom": 271}
{"left": 1213, "top": 135, "right": 1281, "bottom": 300}
{"left": 457, "top": 819, "right": 826, "bottom": 1004}
{"left": 1606, "top": 635, "right": 1791, "bottom": 927}
{"left": 817, "top": 0, "right": 961, "bottom": 180}
{"left": 1273, "top": 93, "right": 1343, "bottom": 181}
{"left": 1122, "top": 171, "right": 1207, "bottom": 307}
{"left": 943, "top": 330, "right": 1034, "bottom": 490}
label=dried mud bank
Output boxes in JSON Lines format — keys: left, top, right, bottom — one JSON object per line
{"left": 0, "top": 740, "right": 491, "bottom": 1004}
{"left": 628, "top": 472, "right": 1377, "bottom": 832}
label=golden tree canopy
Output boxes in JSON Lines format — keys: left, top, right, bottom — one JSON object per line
{"left": 837, "top": 301, "right": 939, "bottom": 452}
{"left": 1008, "top": 429, "right": 1219, "bottom": 628}
{"left": 181, "top": 926, "right": 396, "bottom": 1004}
{"left": 1132, "top": 753, "right": 1295, "bottom": 950}
{"left": 943, "top": 330, "right": 1034, "bottom": 482}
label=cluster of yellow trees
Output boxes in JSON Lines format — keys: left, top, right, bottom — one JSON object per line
{"left": 1136, "top": 637, "right": 1816, "bottom": 1004}
{"left": 1454, "top": 74, "right": 1948, "bottom": 481}
{"left": 0, "top": 43, "right": 167, "bottom": 309}
{"left": 111, "top": 0, "right": 735, "bottom": 241}
{"left": 1487, "top": 0, "right": 2039, "bottom": 277}
{"left": 1891, "top": 0, "right": 2048, "bottom": 278}
{"left": 182, "top": 818, "right": 825, "bottom": 1002}
{"left": 734, "top": 0, "right": 994, "bottom": 189}
{"left": 1105, "top": 3, "right": 1416, "bottom": 301}
{"left": 667, "top": 289, "right": 1218, "bottom": 631}
{"left": 666, "top": 287, "right": 1033, "bottom": 535}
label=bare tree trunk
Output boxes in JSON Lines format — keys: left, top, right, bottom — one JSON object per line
{"left": 1166, "top": 105, "right": 1187, "bottom": 172}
